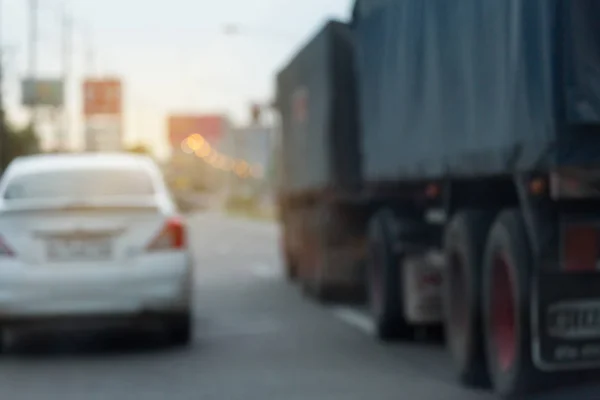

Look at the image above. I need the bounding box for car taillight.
[0,236,14,257]
[147,217,186,251]
[563,225,598,272]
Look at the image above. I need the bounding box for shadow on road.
[2,327,190,359]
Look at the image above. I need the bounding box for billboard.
[21,78,64,107]
[83,78,122,116]
[167,115,227,148]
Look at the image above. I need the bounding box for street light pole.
[0,0,8,172]
[86,29,95,77]
[58,5,72,151]
[29,0,39,130]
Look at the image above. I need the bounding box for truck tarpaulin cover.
[353,0,600,182]
[276,21,360,195]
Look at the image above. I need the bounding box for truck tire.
[302,249,350,303]
[301,205,362,303]
[367,209,413,341]
[281,230,298,282]
[443,211,494,387]
[482,210,539,398]
[280,213,298,283]
[304,277,338,303]
[284,249,298,281]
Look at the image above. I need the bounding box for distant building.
[232,123,274,169]
[229,123,276,198]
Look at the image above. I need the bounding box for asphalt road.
[0,212,598,399]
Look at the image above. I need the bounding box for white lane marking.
[331,307,374,336]
[251,263,280,279]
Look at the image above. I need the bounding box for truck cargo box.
[276,20,360,197]
[353,0,600,182]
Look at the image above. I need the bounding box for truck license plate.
[547,301,600,340]
[536,273,600,369]
[541,300,600,367]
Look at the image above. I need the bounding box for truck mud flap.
[534,272,600,371]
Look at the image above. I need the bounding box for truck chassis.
[281,169,600,397]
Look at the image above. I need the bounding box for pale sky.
[1,0,354,158]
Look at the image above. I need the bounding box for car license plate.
[46,237,113,262]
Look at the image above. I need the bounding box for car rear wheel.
[167,311,192,346]
[0,326,6,355]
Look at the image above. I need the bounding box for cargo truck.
[276,1,600,397]
[276,20,365,301]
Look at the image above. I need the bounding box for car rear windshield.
[3,168,156,200]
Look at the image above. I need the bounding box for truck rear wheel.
[483,210,539,398]
[300,204,365,303]
[367,210,413,341]
[283,247,298,282]
[302,248,360,303]
[302,265,339,302]
[301,206,344,302]
[443,211,494,387]
[281,212,299,282]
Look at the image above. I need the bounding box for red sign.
[168,115,226,147]
[83,79,122,116]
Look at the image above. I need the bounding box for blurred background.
[0,0,353,216]
[4,2,600,399]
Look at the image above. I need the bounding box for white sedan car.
[0,153,193,347]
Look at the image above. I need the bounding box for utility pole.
[86,30,95,77]
[29,0,39,131]
[0,0,7,172]
[84,29,95,152]
[58,5,72,151]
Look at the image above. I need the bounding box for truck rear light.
[529,177,547,195]
[0,236,14,257]
[425,183,440,199]
[563,225,598,272]
[147,217,186,251]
